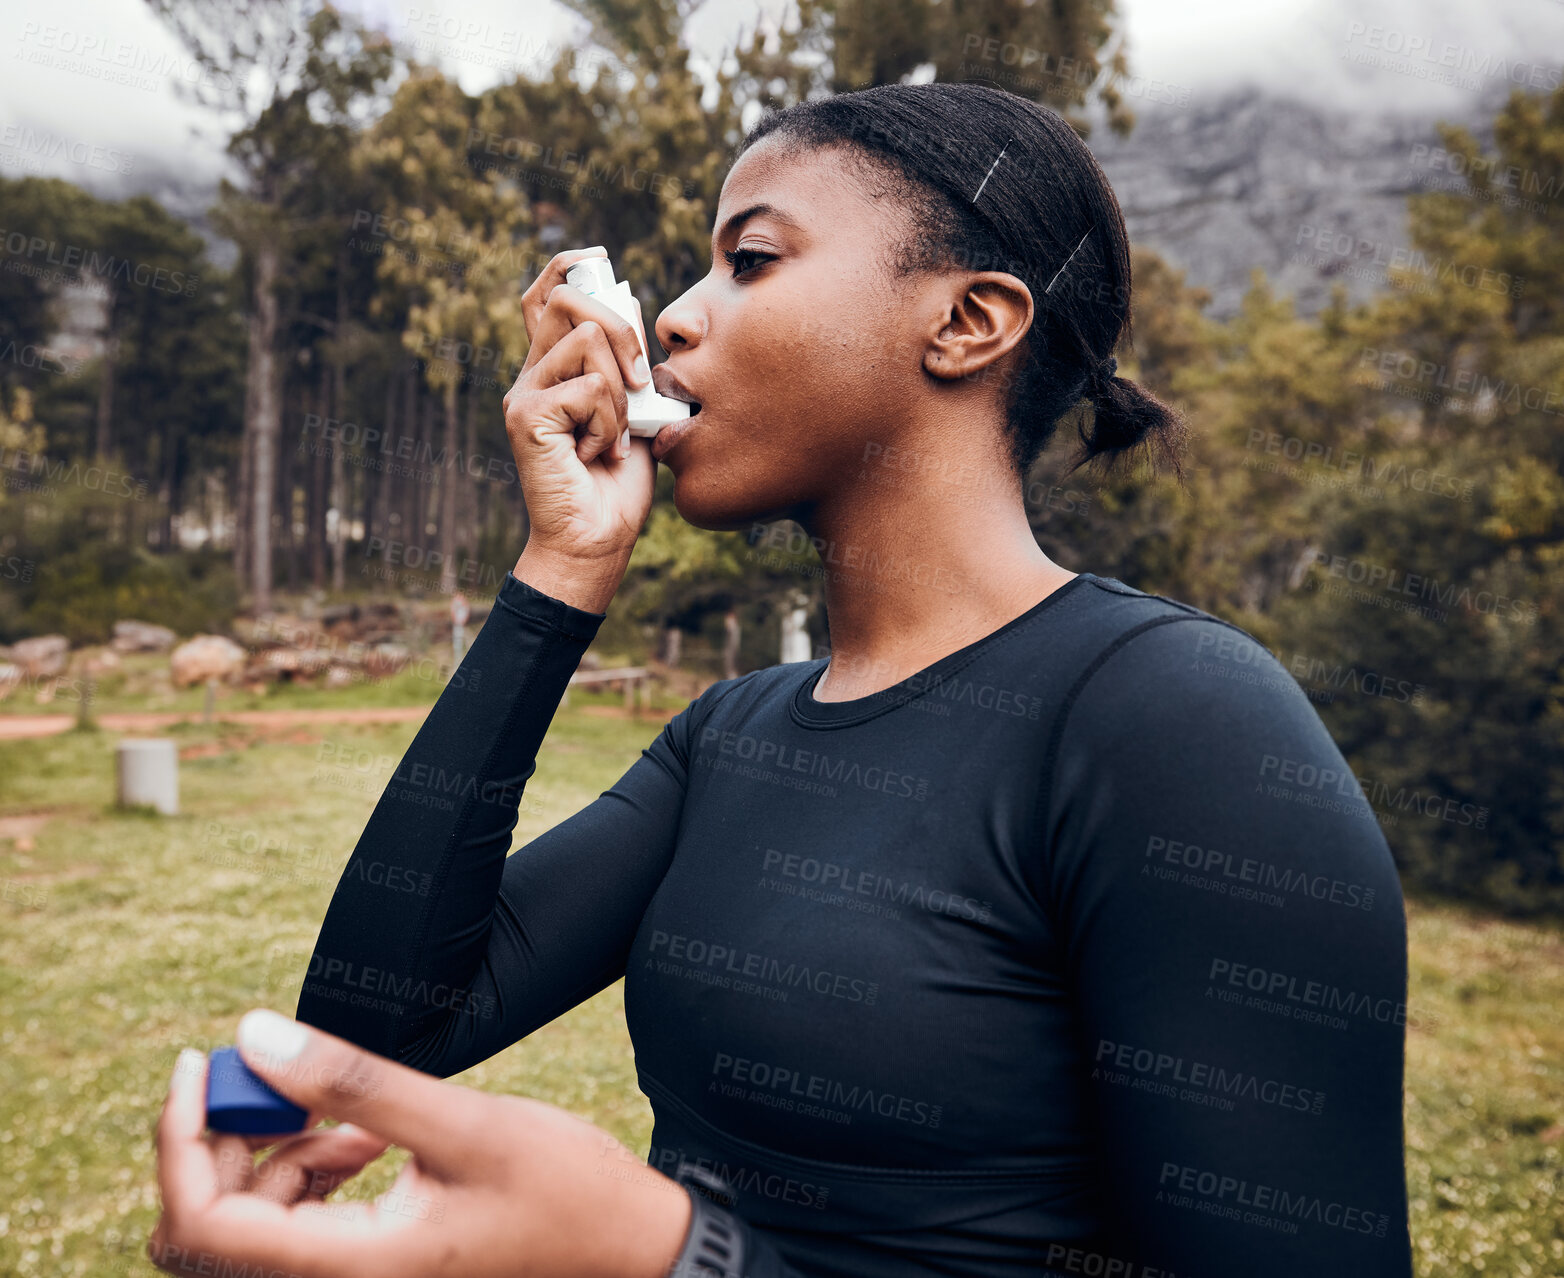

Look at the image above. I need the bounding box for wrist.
[513,542,629,615]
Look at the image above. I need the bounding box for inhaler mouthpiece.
[565,257,691,435]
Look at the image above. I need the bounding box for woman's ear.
[922,272,1033,383]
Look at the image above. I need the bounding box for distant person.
[152,80,1413,1278]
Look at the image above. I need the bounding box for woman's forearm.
[294,569,608,1062]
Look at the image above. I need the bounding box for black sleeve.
[1040,614,1414,1278]
[294,570,694,1075]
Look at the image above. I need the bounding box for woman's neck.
[804,469,1076,702]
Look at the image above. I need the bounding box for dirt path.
[0,707,434,740]
[0,702,675,740]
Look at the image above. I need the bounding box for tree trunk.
[371,368,396,545]
[308,374,327,590]
[278,388,295,597]
[94,285,118,458]
[330,265,348,594]
[660,625,683,667]
[438,378,459,593]
[462,380,479,563]
[249,240,281,615]
[723,609,741,680]
[281,383,299,593]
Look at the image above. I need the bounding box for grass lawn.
[1,701,1560,1277]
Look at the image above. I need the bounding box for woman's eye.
[722,247,774,278]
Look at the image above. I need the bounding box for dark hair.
[736,81,1188,481]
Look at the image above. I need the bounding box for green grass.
[1,709,1560,1276]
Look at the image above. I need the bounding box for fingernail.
[619,428,631,457]
[632,354,651,387]
[238,1009,308,1063]
[584,245,605,253]
[173,1047,203,1085]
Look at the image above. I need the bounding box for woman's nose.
[654,288,706,352]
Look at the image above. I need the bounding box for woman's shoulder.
[1060,576,1323,746]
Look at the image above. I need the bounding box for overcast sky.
[3,0,1560,203]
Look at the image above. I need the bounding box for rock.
[76,647,122,676]
[170,635,246,688]
[1086,83,1514,320]
[362,642,409,679]
[324,665,356,689]
[112,620,176,653]
[9,635,69,679]
[246,647,334,682]
[0,662,21,700]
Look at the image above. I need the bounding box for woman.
[152,81,1413,1277]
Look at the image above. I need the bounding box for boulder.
[112,620,177,653]
[9,634,69,679]
[76,647,123,677]
[170,635,246,688]
[362,642,410,679]
[0,662,21,701]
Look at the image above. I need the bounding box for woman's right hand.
[503,247,658,569]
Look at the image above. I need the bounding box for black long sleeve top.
[295,568,1414,1278]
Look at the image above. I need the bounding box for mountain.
[1084,83,1516,318]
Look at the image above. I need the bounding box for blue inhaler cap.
[205,1045,310,1135]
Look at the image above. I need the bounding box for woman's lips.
[652,407,701,461]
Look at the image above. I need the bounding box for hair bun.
[1079,363,1190,475]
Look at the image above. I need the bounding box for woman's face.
[652,135,956,531]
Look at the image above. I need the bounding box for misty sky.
[2,0,1560,202]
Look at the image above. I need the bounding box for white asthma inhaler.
[564,255,692,436]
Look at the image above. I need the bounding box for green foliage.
[0,487,237,644]
[1065,86,1564,916]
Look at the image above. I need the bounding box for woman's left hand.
[148,1010,692,1278]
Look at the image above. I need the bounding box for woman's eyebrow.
[711,202,804,251]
